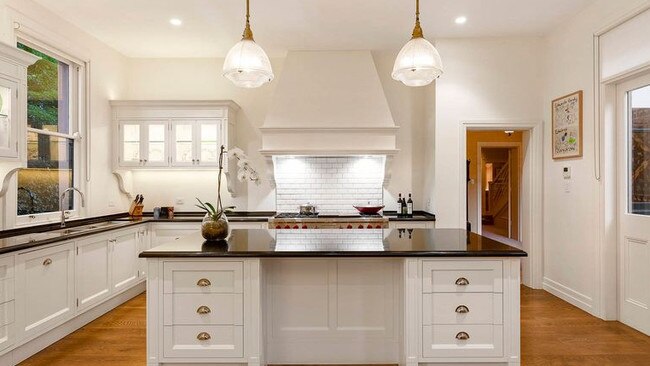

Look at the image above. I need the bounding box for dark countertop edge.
[140,251,526,258]
[0,212,130,239]
[383,210,436,221]
[0,220,147,256]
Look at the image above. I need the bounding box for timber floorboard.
[19,286,650,365]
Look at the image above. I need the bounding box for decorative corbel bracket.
[112,170,134,200]
[0,167,20,197]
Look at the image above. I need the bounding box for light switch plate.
[563,166,571,179]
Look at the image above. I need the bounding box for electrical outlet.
[175,198,185,205]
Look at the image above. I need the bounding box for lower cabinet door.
[163,325,243,358]
[137,229,149,279]
[77,236,112,311]
[16,243,75,341]
[0,300,14,352]
[111,231,139,293]
[422,324,503,358]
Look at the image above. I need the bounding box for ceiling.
[33,0,596,58]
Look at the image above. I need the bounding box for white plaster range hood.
[260,51,399,186]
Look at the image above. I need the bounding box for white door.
[76,235,112,311]
[171,120,196,167]
[618,73,650,335]
[142,121,169,167]
[195,119,222,167]
[0,77,18,159]
[119,121,143,167]
[111,231,139,293]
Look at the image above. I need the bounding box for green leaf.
[205,202,217,215]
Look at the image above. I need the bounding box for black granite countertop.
[382,210,436,221]
[140,228,526,258]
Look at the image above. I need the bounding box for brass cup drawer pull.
[455,277,470,286]
[196,305,211,314]
[455,305,470,314]
[43,258,52,266]
[196,332,211,341]
[455,331,470,341]
[196,278,211,287]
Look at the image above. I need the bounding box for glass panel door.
[197,120,221,166]
[145,122,168,166]
[121,122,141,166]
[628,84,650,216]
[172,121,195,166]
[0,84,12,154]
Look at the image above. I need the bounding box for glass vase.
[201,213,229,241]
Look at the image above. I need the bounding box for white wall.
[431,38,544,229]
[542,0,650,316]
[1,0,130,227]
[124,52,427,213]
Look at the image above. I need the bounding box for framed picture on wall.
[552,90,583,159]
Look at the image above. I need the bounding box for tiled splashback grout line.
[274,156,385,214]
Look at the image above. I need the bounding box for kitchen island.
[141,228,526,366]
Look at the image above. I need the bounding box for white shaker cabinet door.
[111,231,139,293]
[15,242,75,341]
[76,235,112,312]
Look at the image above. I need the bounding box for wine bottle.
[397,193,403,218]
[401,194,408,216]
[407,193,413,217]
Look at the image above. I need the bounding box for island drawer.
[422,324,503,358]
[163,324,243,358]
[163,261,243,294]
[422,293,503,325]
[422,261,503,293]
[164,293,243,325]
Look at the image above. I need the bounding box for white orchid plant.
[196,146,261,221]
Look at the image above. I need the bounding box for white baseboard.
[1,282,145,366]
[542,277,594,315]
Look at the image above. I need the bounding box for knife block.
[129,204,144,217]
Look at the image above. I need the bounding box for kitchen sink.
[53,221,127,235]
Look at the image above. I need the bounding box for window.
[16,42,80,218]
[628,83,650,216]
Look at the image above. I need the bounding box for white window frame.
[6,36,87,227]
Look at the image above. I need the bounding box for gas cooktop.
[269,212,388,229]
[274,213,383,219]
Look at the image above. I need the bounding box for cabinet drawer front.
[0,256,14,280]
[422,324,503,358]
[0,323,13,352]
[164,262,243,294]
[163,325,243,358]
[0,278,14,303]
[164,294,243,326]
[422,261,502,293]
[0,301,14,326]
[423,293,503,325]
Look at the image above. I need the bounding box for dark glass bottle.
[407,193,414,218]
[397,193,403,218]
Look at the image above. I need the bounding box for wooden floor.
[20,286,650,365]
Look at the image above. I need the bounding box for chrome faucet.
[60,187,86,228]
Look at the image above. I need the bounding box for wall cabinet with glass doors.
[111,101,238,170]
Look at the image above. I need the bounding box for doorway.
[466,131,523,247]
[616,72,650,335]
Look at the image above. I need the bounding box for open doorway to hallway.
[467,131,524,248]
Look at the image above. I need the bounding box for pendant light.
[392,0,443,87]
[223,0,274,88]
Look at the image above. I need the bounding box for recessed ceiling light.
[169,18,183,26]
[455,16,467,25]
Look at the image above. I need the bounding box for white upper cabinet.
[0,44,39,161]
[111,101,238,169]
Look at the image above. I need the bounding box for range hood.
[260,51,399,156]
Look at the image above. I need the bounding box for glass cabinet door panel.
[0,82,15,156]
[147,123,166,163]
[121,123,141,163]
[199,122,220,164]
[174,123,194,163]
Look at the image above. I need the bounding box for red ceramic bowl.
[353,205,385,215]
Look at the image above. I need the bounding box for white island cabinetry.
[145,254,522,366]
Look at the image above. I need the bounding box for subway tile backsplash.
[274,156,385,214]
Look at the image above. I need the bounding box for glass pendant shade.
[222,39,274,88]
[392,37,443,87]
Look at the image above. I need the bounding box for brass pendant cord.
[242,0,254,40]
[411,0,423,39]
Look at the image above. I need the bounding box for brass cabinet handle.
[196,332,211,341]
[43,258,52,266]
[455,277,470,286]
[196,306,211,314]
[455,331,470,340]
[196,278,211,287]
[455,305,470,314]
